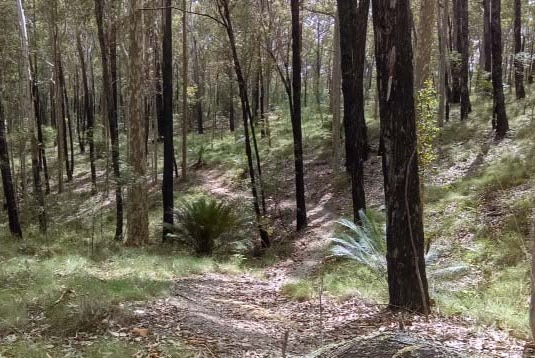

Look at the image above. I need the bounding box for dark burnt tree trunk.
[457,0,471,120]
[217,0,270,247]
[491,0,508,138]
[77,33,97,195]
[58,56,75,179]
[193,38,204,134]
[162,0,175,241]
[290,0,307,231]
[372,0,431,314]
[514,0,525,99]
[0,99,23,238]
[337,0,369,222]
[31,65,50,194]
[95,0,123,240]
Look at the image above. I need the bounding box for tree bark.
[457,0,471,120]
[217,0,270,247]
[372,0,430,314]
[95,0,123,240]
[514,0,525,99]
[291,0,307,231]
[491,0,508,138]
[415,0,436,91]
[181,0,188,180]
[331,12,341,169]
[76,33,97,195]
[126,0,149,246]
[162,0,175,241]
[0,99,22,238]
[337,0,369,222]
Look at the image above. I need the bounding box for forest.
[0,0,534,356]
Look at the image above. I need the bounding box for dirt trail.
[128,163,525,357]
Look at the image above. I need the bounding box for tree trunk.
[162,0,175,241]
[331,12,342,169]
[76,33,97,195]
[457,0,471,120]
[415,0,436,91]
[437,0,449,127]
[95,0,123,240]
[126,0,149,246]
[217,0,270,248]
[181,0,188,180]
[514,0,526,99]
[372,0,430,314]
[491,0,508,138]
[17,0,46,234]
[193,38,204,134]
[482,0,492,73]
[0,99,22,238]
[290,0,307,231]
[337,0,369,222]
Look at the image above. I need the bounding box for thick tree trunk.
[162,0,175,241]
[415,0,436,91]
[337,0,369,222]
[291,0,307,231]
[0,99,22,238]
[372,0,430,314]
[514,0,526,99]
[126,0,149,246]
[491,0,508,138]
[95,0,123,240]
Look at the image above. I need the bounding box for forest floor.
[1,101,534,357]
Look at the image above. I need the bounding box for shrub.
[329,210,469,279]
[173,197,240,256]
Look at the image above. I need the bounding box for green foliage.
[416,80,440,177]
[173,197,240,255]
[329,210,387,275]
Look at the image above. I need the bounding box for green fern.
[174,197,239,256]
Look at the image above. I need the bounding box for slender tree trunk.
[58,55,74,179]
[217,0,270,247]
[457,0,471,120]
[181,0,188,180]
[95,0,123,241]
[372,0,430,314]
[290,0,307,231]
[437,0,449,127]
[332,12,342,169]
[0,99,22,238]
[514,0,526,99]
[337,0,369,222]
[126,0,149,246]
[76,33,97,195]
[483,0,492,73]
[491,0,508,138]
[193,38,204,134]
[17,0,46,234]
[31,67,50,194]
[162,0,175,241]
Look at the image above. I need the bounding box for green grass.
[0,237,240,338]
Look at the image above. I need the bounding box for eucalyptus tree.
[94,0,123,241]
[514,0,525,99]
[372,0,430,314]
[491,0,508,138]
[336,0,369,222]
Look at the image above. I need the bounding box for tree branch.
[139,6,225,27]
